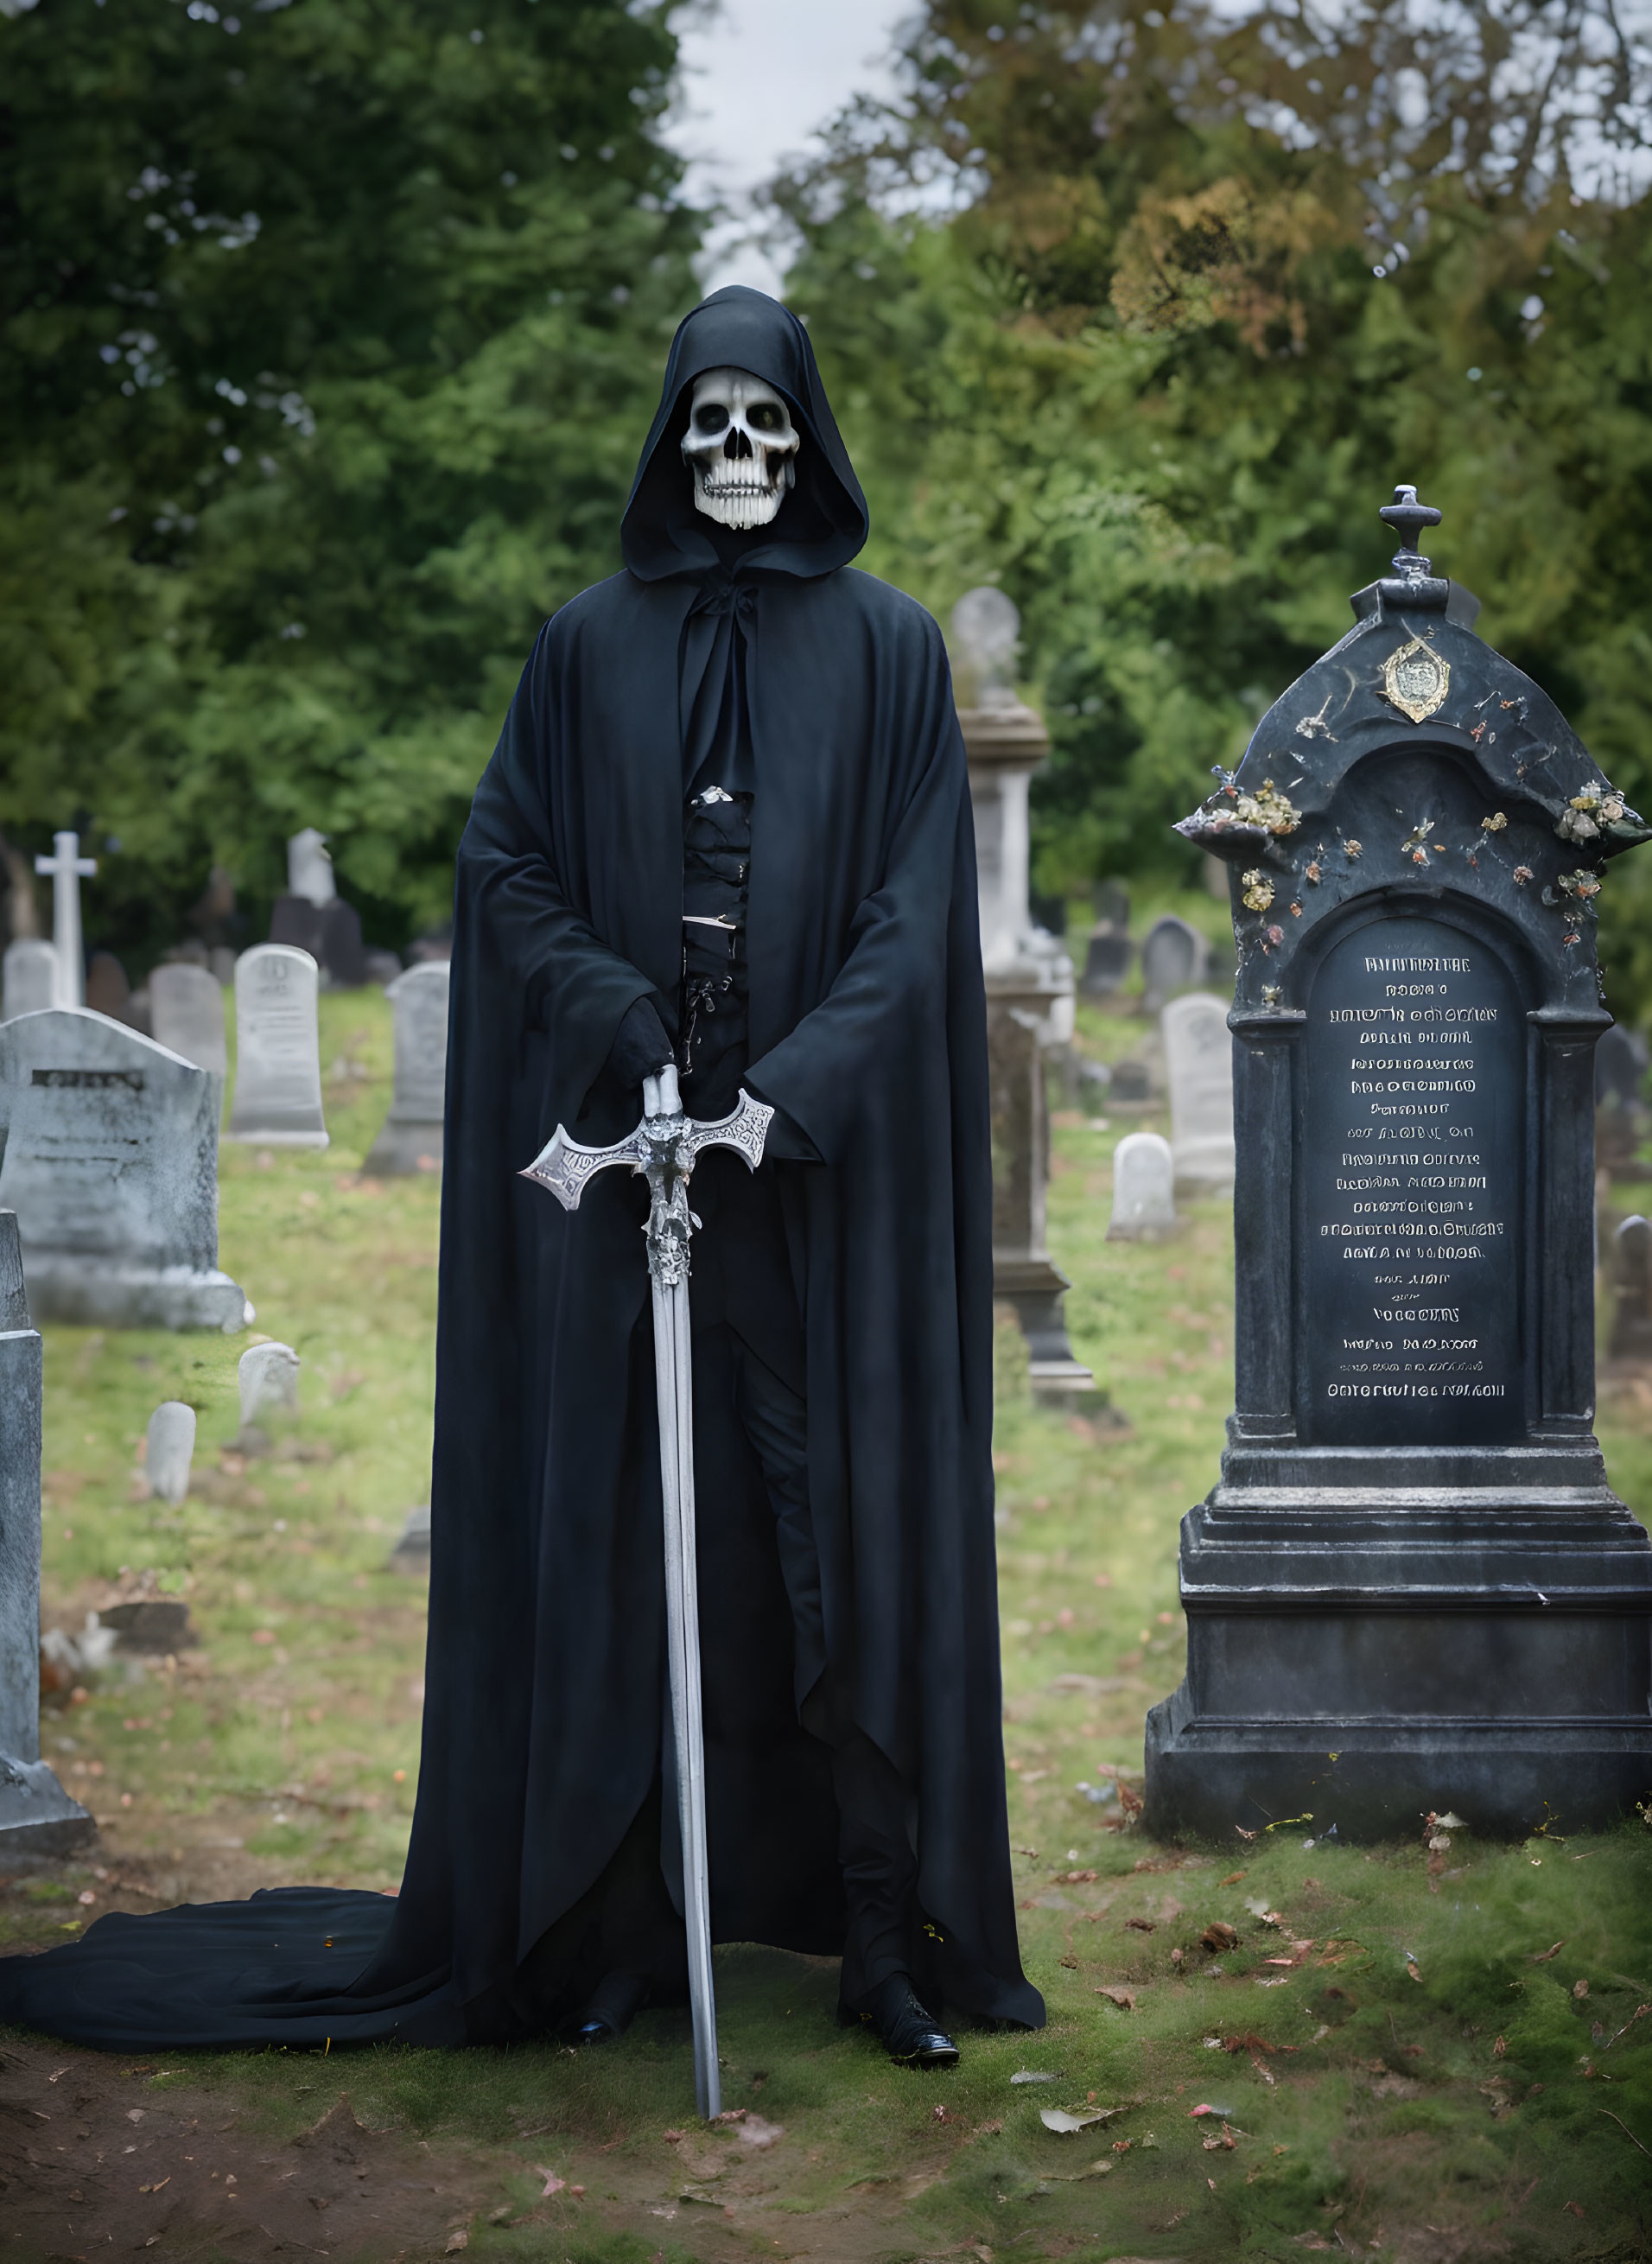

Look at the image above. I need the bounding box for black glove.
[607,996,674,1088]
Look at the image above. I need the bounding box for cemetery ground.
[2,984,1650,2264]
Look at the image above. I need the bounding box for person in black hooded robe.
[0,287,1043,2064]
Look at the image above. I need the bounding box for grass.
[3,981,1651,2261]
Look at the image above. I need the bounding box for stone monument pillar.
[952,588,1090,1399]
[1146,486,1652,1836]
[0,1212,93,1854]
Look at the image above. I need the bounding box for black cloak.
[0,288,1042,2048]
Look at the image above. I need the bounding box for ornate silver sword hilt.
[519,1063,773,1288]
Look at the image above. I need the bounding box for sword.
[519,1061,772,2121]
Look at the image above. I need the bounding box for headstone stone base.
[22,1256,247,1332]
[0,1762,95,1857]
[1147,1445,1652,1837]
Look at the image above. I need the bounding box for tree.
[0,0,701,960]
[777,2,1652,1003]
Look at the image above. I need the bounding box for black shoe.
[858,1973,960,2069]
[575,1968,648,2045]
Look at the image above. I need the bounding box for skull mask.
[680,366,801,531]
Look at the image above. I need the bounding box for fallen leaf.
[1529,1940,1566,1963]
[1096,1986,1136,2011]
[1052,1869,1098,1885]
[661,2131,684,2144]
[1039,2106,1121,2135]
[445,2237,468,2255]
[1220,1871,1246,1886]
[1202,2123,1238,2153]
[1406,1962,1423,1982]
[1492,2037,1507,2058]
[1565,2202,1586,2220]
[1573,1979,1590,2000]
[1201,1921,1238,1953]
[137,2178,170,2195]
[977,2119,1002,2135]
[537,2172,565,2197]
[1189,2103,1235,2119]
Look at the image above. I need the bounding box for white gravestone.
[1107,1131,1178,1240]
[288,828,337,906]
[3,938,57,1021]
[34,831,97,1010]
[150,963,228,1080]
[1163,991,1236,1196]
[365,962,449,1173]
[239,1340,300,1426]
[0,1010,248,1328]
[226,944,328,1148]
[146,1402,197,1504]
[0,1210,92,1852]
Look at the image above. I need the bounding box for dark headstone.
[1081,930,1133,995]
[85,951,129,1019]
[1140,914,1207,1008]
[1092,880,1129,929]
[1596,1022,1647,1108]
[269,895,368,988]
[1147,483,1652,1840]
[1030,888,1068,938]
[1109,1059,1152,1104]
[1611,1217,1652,1362]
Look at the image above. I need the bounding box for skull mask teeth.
[681,367,801,531]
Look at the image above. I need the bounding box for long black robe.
[0,288,1041,2048]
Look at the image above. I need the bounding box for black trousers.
[596,1159,919,2014]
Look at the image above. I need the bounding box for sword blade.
[651,1269,721,2121]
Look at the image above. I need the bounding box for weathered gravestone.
[1141,914,1207,1010]
[1610,1216,1652,1363]
[1081,881,1134,997]
[150,963,227,1080]
[1163,992,1236,1195]
[226,945,328,1148]
[269,828,369,988]
[85,951,130,1021]
[145,1402,197,1504]
[1107,1131,1177,1241]
[1594,1021,1647,1173]
[1146,485,1652,1837]
[365,962,449,1174]
[2,938,55,1021]
[953,589,1090,1399]
[0,1211,94,1853]
[0,1010,249,1329]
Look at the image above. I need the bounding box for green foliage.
[0,0,700,960]
[780,2,1652,1009]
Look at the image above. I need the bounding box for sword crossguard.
[519,1085,775,1288]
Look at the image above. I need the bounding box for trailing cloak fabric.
[0,286,1042,2047]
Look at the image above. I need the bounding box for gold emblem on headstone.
[1382,634,1451,724]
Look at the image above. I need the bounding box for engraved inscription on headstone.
[226,944,328,1148]
[1303,916,1522,1446]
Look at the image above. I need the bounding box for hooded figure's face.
[680,366,802,531]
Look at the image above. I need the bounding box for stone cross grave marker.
[226,945,328,1147]
[151,963,228,1080]
[0,1210,93,1853]
[1140,914,1207,1010]
[2,938,56,1021]
[1146,483,1652,1839]
[33,831,97,1010]
[1162,992,1236,1195]
[0,1009,248,1329]
[1107,1131,1177,1240]
[365,961,450,1173]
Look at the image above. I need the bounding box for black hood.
[620,286,868,582]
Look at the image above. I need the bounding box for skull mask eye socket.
[691,401,729,436]
[746,401,785,434]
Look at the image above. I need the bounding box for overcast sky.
[662,0,915,292]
